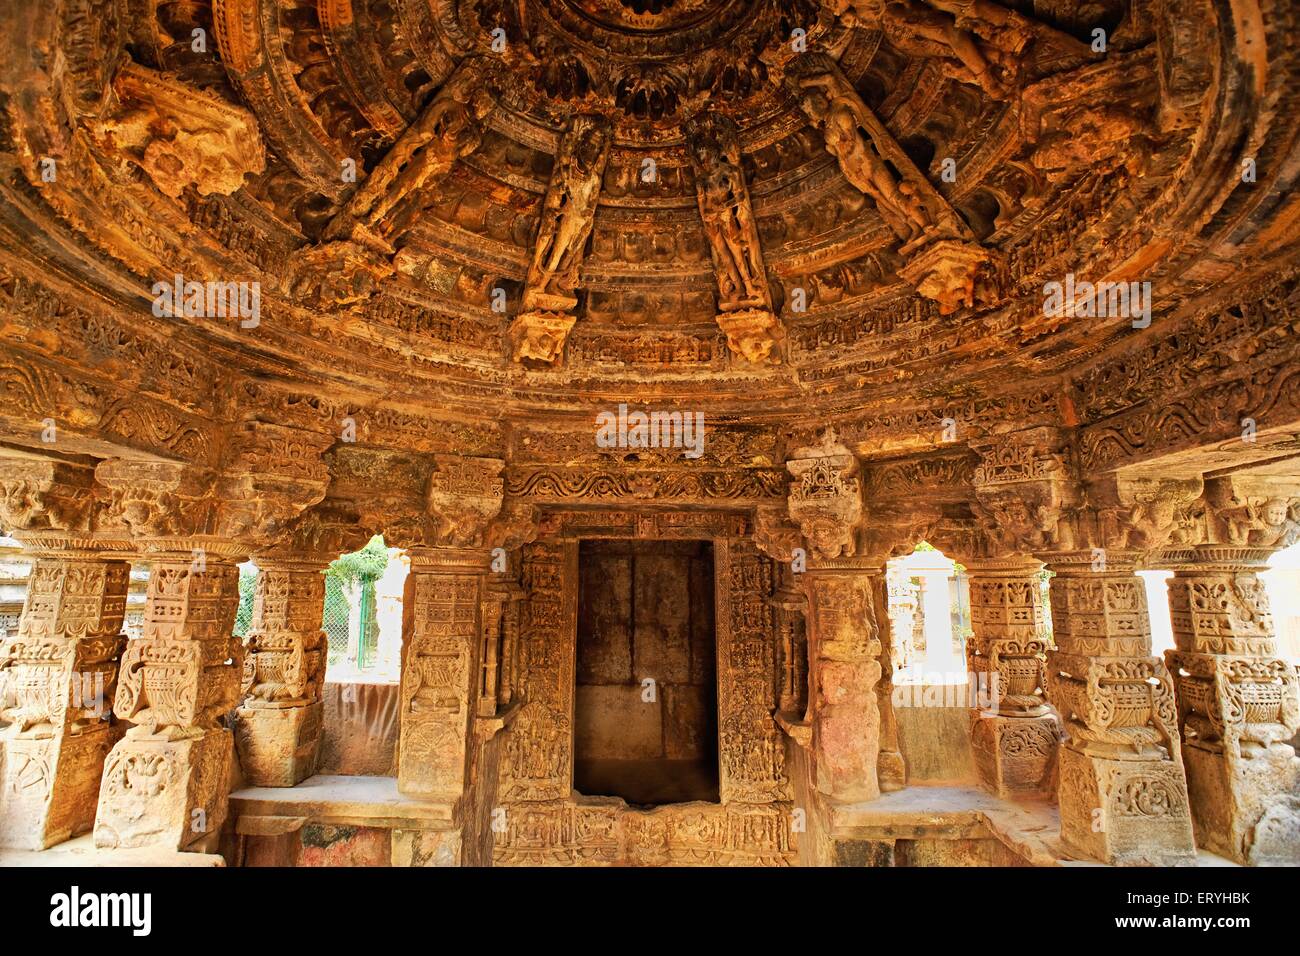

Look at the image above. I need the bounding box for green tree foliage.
[328,534,389,587]
[234,565,257,637]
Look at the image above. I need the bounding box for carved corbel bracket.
[1087,474,1205,555]
[94,458,217,542]
[508,311,577,365]
[752,505,802,565]
[425,455,506,549]
[0,458,97,536]
[1200,474,1300,549]
[215,421,333,549]
[970,427,1081,557]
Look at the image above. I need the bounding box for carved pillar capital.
[785,432,862,562]
[424,455,505,549]
[971,427,1081,557]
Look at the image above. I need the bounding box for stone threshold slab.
[229,774,455,830]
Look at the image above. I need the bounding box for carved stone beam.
[685,111,785,365]
[509,113,613,366]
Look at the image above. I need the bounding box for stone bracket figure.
[792,58,991,314]
[685,111,786,365]
[322,60,497,254]
[290,60,497,310]
[510,113,613,365]
[825,0,1091,100]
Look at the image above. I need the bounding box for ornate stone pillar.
[0,543,131,849]
[398,546,490,800]
[865,567,906,792]
[92,427,330,851]
[0,459,131,850]
[480,577,526,717]
[967,427,1079,798]
[800,562,883,802]
[1163,545,1299,863]
[94,546,244,851]
[1155,475,1300,865]
[768,579,809,721]
[389,455,521,866]
[234,554,330,786]
[784,434,896,801]
[965,557,1060,796]
[1044,549,1195,865]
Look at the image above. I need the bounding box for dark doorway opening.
[573,539,719,805]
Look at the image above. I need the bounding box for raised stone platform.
[227,774,458,866]
[825,785,1239,867]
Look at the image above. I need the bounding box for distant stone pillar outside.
[234,554,330,786]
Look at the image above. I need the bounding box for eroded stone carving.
[92,61,265,198]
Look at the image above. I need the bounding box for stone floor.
[0,837,226,867]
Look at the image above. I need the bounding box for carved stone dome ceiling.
[1,0,1298,445]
